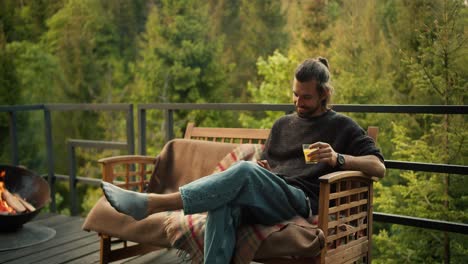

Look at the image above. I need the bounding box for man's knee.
[231,161,258,174]
[229,161,270,183]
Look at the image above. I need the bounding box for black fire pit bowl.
[0,165,50,231]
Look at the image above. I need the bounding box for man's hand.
[256,160,272,171]
[308,142,338,167]
[309,142,386,178]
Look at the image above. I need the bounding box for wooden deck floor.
[0,213,185,264]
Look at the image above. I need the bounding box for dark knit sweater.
[262,110,384,214]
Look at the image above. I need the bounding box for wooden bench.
[96,122,379,264]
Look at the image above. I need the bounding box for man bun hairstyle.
[294,57,334,110]
[318,57,329,69]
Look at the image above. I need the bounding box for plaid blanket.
[164,144,316,264]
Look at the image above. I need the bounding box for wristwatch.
[336,153,345,168]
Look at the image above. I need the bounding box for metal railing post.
[126,104,135,155]
[164,109,174,142]
[138,107,146,155]
[8,111,19,165]
[43,107,56,212]
[68,141,78,216]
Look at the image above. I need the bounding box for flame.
[0,171,16,214]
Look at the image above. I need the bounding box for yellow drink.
[302,145,318,164]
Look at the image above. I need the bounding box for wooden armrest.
[98,155,157,189]
[318,170,377,262]
[98,155,156,165]
[318,170,379,183]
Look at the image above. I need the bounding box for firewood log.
[1,189,26,213]
[14,193,36,212]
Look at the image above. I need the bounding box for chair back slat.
[99,156,156,191]
[184,122,270,144]
[367,126,379,142]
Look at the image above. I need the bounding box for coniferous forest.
[0,0,467,262]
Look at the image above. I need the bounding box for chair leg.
[100,235,111,264]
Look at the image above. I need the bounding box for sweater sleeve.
[344,121,384,162]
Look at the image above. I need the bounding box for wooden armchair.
[94,123,379,264]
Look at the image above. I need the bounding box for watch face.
[338,154,345,166]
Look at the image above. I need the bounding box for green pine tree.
[374,1,467,263]
[129,0,232,152]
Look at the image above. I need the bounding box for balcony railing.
[1,103,467,236]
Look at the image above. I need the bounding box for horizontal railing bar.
[45,103,131,111]
[1,103,465,114]
[138,103,467,114]
[0,105,44,112]
[374,212,468,234]
[138,103,293,111]
[334,105,467,114]
[55,174,102,186]
[67,139,128,150]
[385,160,467,175]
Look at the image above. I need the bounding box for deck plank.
[33,239,100,264]
[0,213,192,264]
[0,217,90,262]
[6,233,99,264]
[5,229,94,260]
[2,212,257,264]
[65,250,100,264]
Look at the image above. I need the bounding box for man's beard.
[296,105,322,118]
